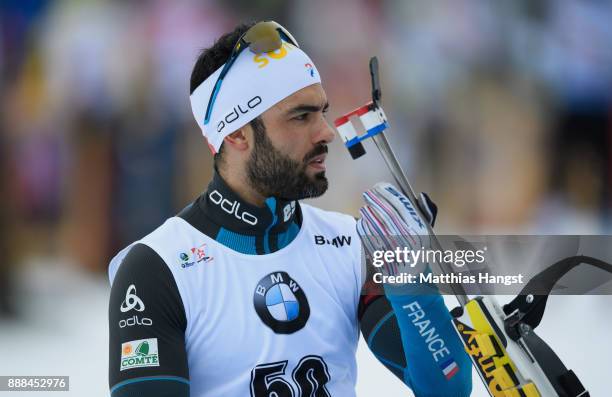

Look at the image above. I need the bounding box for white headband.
[190,42,322,153]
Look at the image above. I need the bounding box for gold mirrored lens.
[243,21,296,54]
[204,21,297,123]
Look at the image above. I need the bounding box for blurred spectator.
[0,130,14,318]
[0,0,611,278]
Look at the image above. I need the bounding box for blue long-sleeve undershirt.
[365,287,472,397]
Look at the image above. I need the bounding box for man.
[108,21,472,397]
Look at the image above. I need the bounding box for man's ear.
[223,127,250,152]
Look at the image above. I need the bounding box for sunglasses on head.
[204,21,300,125]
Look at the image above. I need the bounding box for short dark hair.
[190,22,260,170]
[190,22,254,95]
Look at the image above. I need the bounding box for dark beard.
[246,118,329,200]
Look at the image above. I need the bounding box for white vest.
[109,204,363,397]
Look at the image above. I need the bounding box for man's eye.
[293,113,309,121]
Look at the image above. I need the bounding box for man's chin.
[305,167,326,180]
[302,174,329,199]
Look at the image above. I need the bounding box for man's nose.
[313,118,336,145]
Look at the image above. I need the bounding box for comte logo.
[253,272,310,334]
[120,338,159,371]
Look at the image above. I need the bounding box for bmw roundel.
[253,271,310,334]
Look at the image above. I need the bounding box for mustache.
[303,144,328,163]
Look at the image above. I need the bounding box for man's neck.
[176,170,303,254]
[217,166,266,207]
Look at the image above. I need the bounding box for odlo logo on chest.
[253,271,310,334]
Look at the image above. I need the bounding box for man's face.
[246,84,335,200]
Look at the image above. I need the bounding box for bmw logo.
[253,271,310,334]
